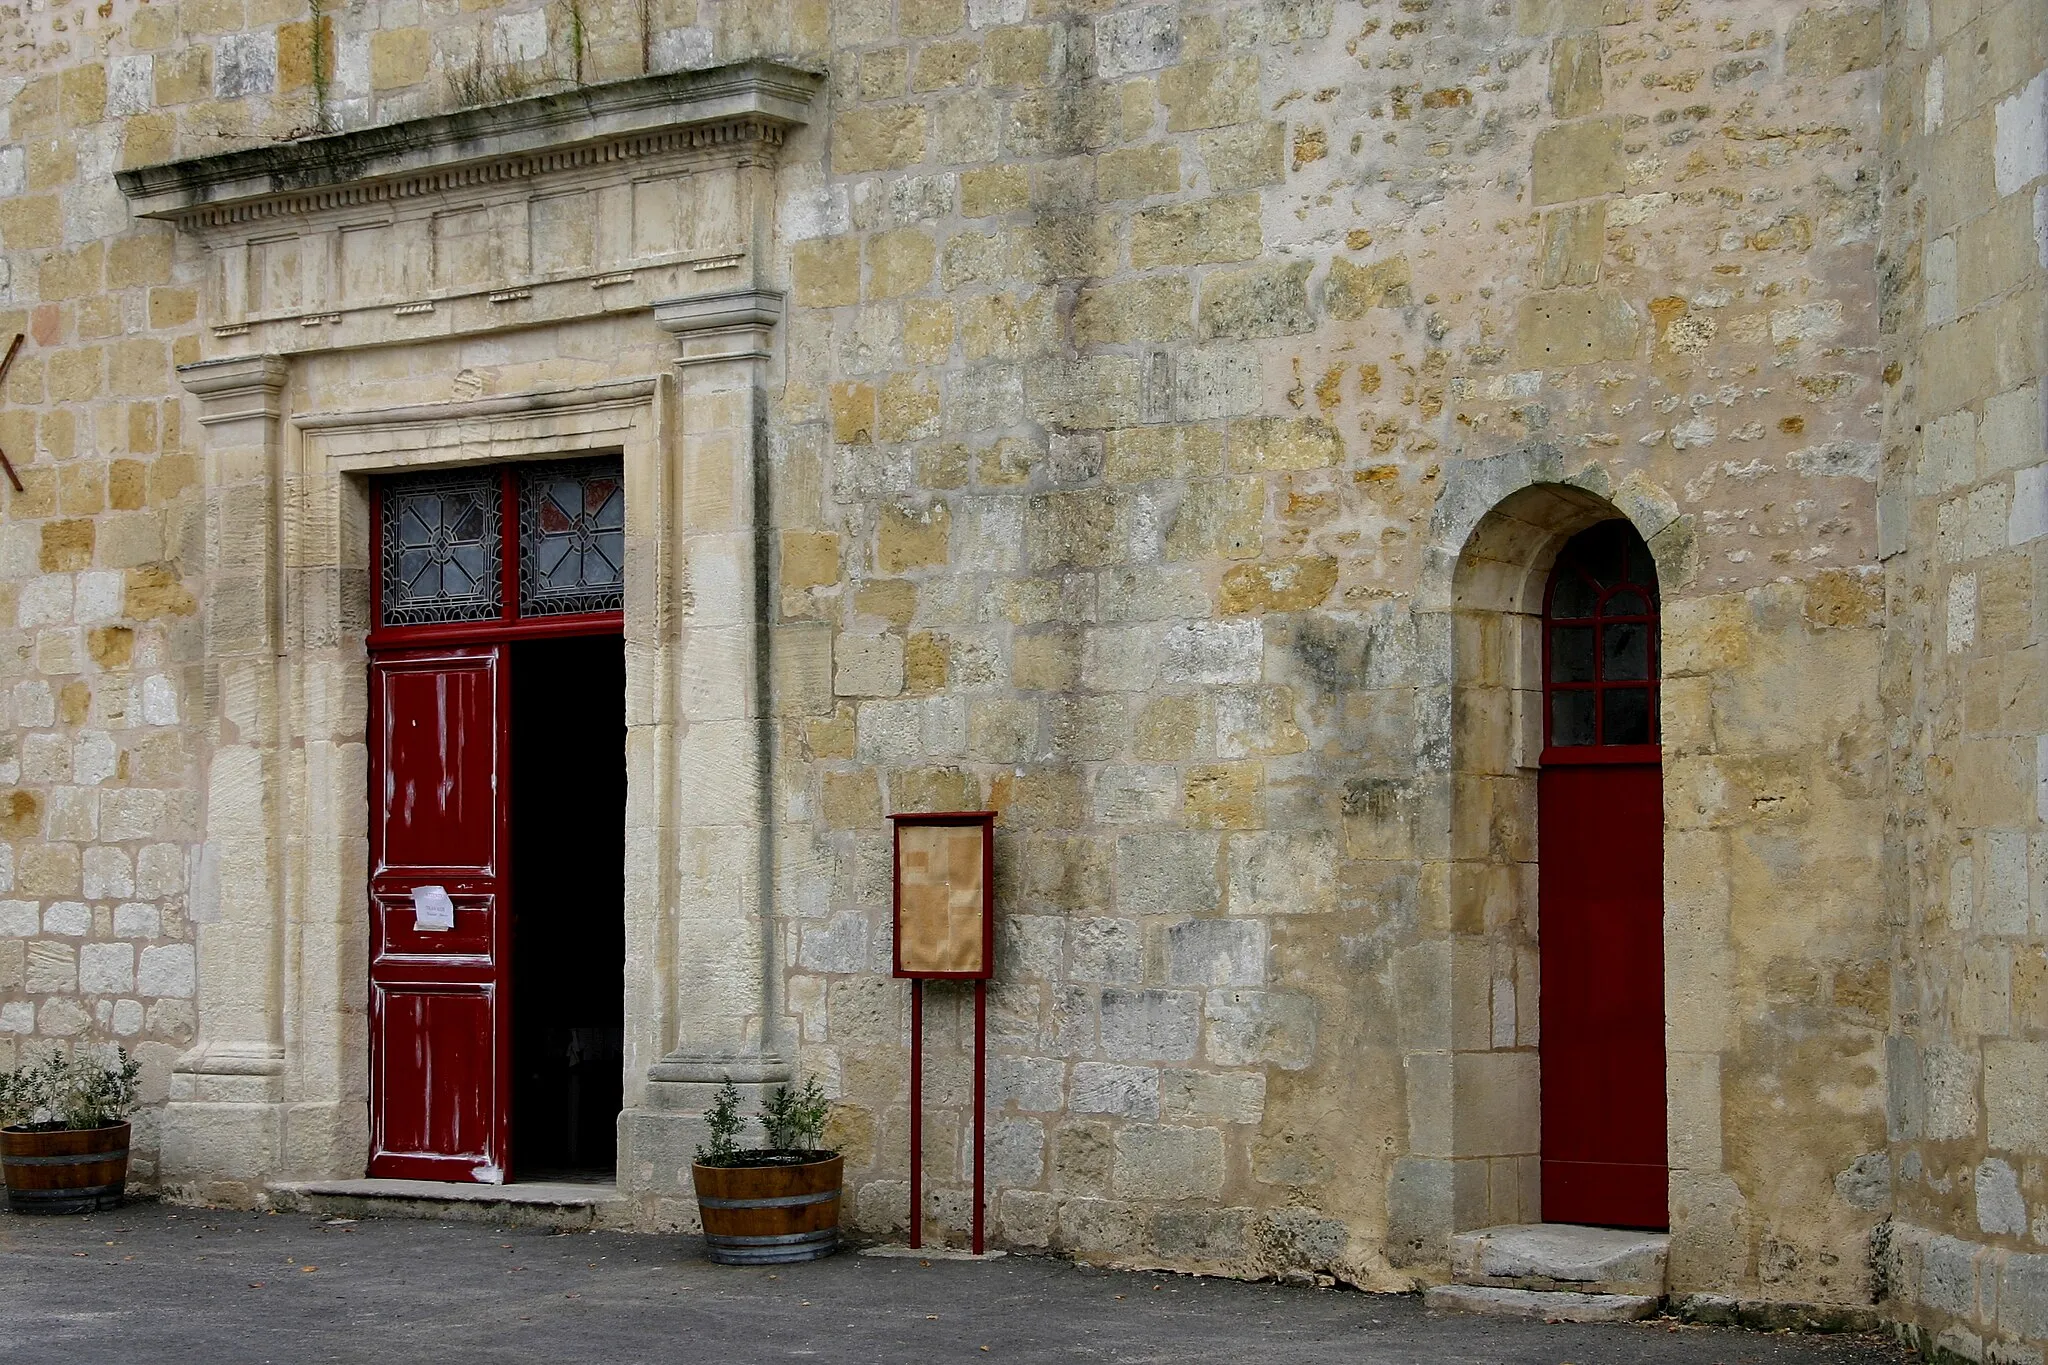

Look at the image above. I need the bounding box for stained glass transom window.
[1543,520,1661,748]
[379,470,502,627]
[519,458,625,617]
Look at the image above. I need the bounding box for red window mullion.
[499,467,518,626]
[1541,741,1663,766]
[367,611,624,652]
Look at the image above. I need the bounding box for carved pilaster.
[161,354,291,1197]
[623,288,789,1191]
[654,289,785,367]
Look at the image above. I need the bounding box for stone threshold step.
[269,1178,627,1229]
[1425,1285,1663,1323]
[1451,1223,1669,1296]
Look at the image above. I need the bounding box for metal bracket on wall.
[0,334,25,493]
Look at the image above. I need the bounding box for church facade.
[0,0,2042,1355]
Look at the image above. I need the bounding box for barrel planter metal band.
[696,1188,840,1210]
[2,1148,131,1165]
[1,1121,131,1214]
[692,1154,843,1266]
[697,1227,840,1265]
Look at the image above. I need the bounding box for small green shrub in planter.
[0,1048,142,1213]
[691,1076,843,1264]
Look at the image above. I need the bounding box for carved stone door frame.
[123,64,818,1209]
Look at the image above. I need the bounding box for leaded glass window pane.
[1604,589,1648,617]
[1603,687,1653,744]
[1550,626,1596,683]
[1550,573,1598,618]
[1551,691,1596,747]
[1602,621,1650,680]
[519,458,625,617]
[380,470,502,627]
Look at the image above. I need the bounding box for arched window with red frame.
[1542,520,1661,756]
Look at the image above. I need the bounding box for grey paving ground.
[0,1202,1917,1365]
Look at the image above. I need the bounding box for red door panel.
[368,647,510,1183]
[372,984,499,1166]
[1539,760,1668,1229]
[377,662,499,873]
[373,889,497,964]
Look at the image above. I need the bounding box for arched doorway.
[1537,520,1667,1230]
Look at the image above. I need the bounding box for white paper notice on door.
[411,884,456,932]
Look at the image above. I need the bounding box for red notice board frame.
[888,809,996,1252]
[889,810,997,981]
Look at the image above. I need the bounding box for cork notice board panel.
[891,812,995,979]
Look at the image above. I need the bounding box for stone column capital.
[653,288,784,367]
[177,354,290,425]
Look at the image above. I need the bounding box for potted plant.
[691,1075,842,1264]
[0,1047,141,1213]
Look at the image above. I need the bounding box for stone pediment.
[115,60,821,357]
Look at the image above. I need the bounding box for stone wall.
[0,0,1911,1319]
[761,0,1890,1301]
[1877,0,2048,1358]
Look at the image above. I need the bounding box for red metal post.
[972,977,986,1256]
[908,978,923,1250]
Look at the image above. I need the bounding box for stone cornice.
[117,60,823,230]
[292,377,658,434]
[293,377,662,472]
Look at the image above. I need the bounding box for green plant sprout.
[694,1074,835,1166]
[0,1047,142,1131]
[760,1075,831,1153]
[695,1077,745,1165]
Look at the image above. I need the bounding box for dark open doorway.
[510,632,626,1182]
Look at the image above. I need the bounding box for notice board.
[890,811,995,980]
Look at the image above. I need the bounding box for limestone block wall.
[1877,0,2048,1358]
[0,0,1902,1315]
[751,0,1891,1302]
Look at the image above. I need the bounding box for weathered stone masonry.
[1876,1,2048,1359]
[0,0,2039,1356]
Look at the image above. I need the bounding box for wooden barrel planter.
[692,1153,843,1265]
[1,1122,130,1214]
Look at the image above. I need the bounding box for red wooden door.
[1538,521,1667,1230]
[366,460,625,1184]
[368,646,511,1182]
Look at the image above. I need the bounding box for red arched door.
[1538,520,1668,1230]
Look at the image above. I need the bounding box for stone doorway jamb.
[616,290,791,1218]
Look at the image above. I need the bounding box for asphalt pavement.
[0,1201,1918,1365]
